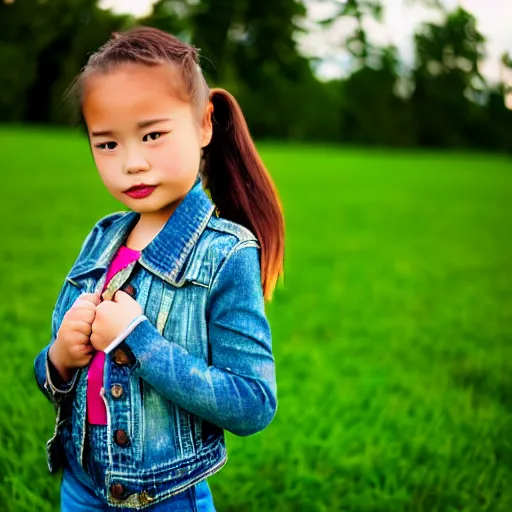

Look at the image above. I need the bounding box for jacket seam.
[206,240,260,297]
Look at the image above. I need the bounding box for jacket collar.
[70,174,215,286]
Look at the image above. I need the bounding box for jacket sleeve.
[34,341,80,407]
[117,241,278,437]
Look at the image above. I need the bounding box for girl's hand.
[49,293,101,381]
[90,290,143,351]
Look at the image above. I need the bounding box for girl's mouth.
[124,185,157,199]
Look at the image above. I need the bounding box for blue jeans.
[61,424,216,511]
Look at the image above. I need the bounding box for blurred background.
[0,1,511,511]
[1,0,512,146]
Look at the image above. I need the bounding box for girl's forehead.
[82,63,189,123]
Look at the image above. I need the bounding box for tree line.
[1,0,511,151]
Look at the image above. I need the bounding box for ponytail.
[203,88,285,302]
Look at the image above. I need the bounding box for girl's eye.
[96,141,117,151]
[94,132,166,151]
[143,132,164,142]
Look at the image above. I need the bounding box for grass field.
[0,126,511,511]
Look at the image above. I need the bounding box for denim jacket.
[33,174,277,508]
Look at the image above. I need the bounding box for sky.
[100,0,512,84]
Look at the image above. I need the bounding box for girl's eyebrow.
[91,118,171,137]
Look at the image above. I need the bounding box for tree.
[411,7,486,147]
[318,0,384,70]
[341,45,417,146]
[138,0,190,42]
[0,0,132,123]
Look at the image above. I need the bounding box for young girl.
[33,26,284,511]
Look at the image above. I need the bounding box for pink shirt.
[86,245,141,425]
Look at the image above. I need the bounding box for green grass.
[1,126,511,511]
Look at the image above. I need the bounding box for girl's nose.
[123,153,150,174]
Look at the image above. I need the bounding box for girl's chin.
[118,193,157,210]
[126,200,180,218]
[115,190,182,217]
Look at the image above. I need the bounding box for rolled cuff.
[44,348,80,399]
[103,315,149,355]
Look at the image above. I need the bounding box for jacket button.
[113,348,130,366]
[121,283,137,298]
[110,384,123,399]
[110,483,125,499]
[114,429,130,447]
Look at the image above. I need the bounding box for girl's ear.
[201,101,214,148]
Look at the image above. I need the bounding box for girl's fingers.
[70,319,93,337]
[79,293,101,306]
[69,305,96,325]
[72,293,101,310]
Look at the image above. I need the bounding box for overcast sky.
[100,0,512,83]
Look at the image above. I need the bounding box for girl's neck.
[125,210,173,251]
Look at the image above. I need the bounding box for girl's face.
[82,63,212,220]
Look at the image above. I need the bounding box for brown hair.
[65,26,284,301]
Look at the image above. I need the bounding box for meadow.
[0,126,511,511]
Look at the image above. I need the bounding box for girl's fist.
[49,293,101,381]
[90,290,143,351]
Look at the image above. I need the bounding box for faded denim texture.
[60,424,214,511]
[33,174,277,508]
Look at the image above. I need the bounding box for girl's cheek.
[158,141,183,168]
[97,162,119,190]
[94,153,113,174]
[157,154,182,176]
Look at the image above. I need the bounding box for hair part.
[65,26,284,301]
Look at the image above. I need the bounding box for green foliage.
[0,0,134,123]
[138,0,190,42]
[320,0,384,68]
[410,7,511,150]
[1,127,512,511]
[0,1,511,149]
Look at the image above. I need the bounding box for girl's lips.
[124,186,157,199]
